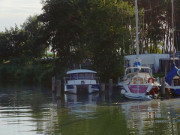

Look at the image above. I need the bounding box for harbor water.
[0,84,180,135]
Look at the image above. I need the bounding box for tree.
[21,15,48,59]
[84,0,134,81]
[39,0,134,81]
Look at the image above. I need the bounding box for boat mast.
[135,0,139,58]
[172,0,175,63]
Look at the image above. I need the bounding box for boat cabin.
[64,69,100,94]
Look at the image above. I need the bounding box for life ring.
[148,78,154,83]
[177,69,180,76]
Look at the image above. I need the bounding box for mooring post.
[100,83,105,93]
[101,92,105,102]
[109,79,113,90]
[161,77,166,97]
[52,76,56,92]
[118,77,120,84]
[56,80,61,100]
[165,66,167,76]
[108,79,113,101]
[57,98,61,109]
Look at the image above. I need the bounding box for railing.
[64,77,100,84]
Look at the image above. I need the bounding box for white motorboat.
[64,69,100,94]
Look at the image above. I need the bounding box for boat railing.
[64,77,100,84]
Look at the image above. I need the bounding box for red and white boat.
[118,66,160,100]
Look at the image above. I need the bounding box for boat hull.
[64,84,100,94]
[123,92,152,100]
[173,89,180,95]
[165,85,180,96]
[121,84,159,100]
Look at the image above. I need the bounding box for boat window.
[126,68,139,74]
[70,73,78,80]
[78,73,94,79]
[140,68,151,73]
[126,68,151,74]
[173,77,180,86]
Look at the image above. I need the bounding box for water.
[0,85,180,135]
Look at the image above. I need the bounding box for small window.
[70,73,78,80]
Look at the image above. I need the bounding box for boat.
[64,69,100,94]
[119,65,160,100]
[118,0,160,100]
[165,0,180,96]
[165,64,180,95]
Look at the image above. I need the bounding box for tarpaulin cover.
[165,64,178,85]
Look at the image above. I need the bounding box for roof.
[66,69,97,74]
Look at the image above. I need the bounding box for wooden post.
[161,77,166,97]
[101,92,105,102]
[56,80,61,100]
[108,79,113,102]
[118,77,121,84]
[165,65,167,76]
[52,76,56,92]
[100,83,105,92]
[109,79,113,90]
[57,98,61,109]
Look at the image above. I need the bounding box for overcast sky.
[0,0,42,32]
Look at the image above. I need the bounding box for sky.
[0,0,43,32]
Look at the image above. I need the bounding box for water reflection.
[121,99,180,135]
[0,85,180,135]
[64,93,99,118]
[50,92,127,135]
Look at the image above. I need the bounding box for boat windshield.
[125,67,151,75]
[69,73,95,80]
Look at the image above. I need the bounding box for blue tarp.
[165,64,178,85]
[174,89,180,95]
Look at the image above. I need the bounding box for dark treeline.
[0,0,179,84]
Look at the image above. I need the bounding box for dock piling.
[56,80,61,100]
[160,77,166,97]
[100,83,105,92]
[52,76,56,92]
[108,79,113,102]
[109,79,113,91]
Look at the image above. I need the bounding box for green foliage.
[38,0,134,82]
[1,0,180,83]
[0,59,56,86]
[153,73,165,78]
[0,15,48,63]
